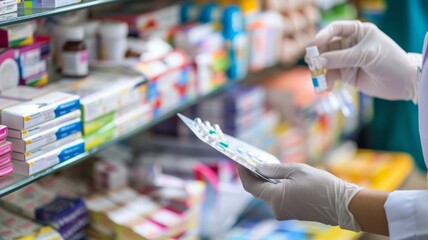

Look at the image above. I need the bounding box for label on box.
[8,118,82,153]
[9,110,81,139]
[2,92,80,130]
[0,3,17,15]
[12,132,82,161]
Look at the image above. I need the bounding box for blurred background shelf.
[0,66,280,198]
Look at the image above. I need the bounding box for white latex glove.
[309,20,421,102]
[237,163,364,231]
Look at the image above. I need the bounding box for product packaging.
[24,0,82,8]
[8,110,81,139]
[0,162,13,177]
[0,154,11,168]
[12,138,85,175]
[0,49,19,92]
[0,125,7,142]
[8,118,82,153]
[0,21,34,48]
[0,97,23,123]
[2,91,80,130]
[84,104,152,150]
[93,4,179,37]
[0,207,63,240]
[83,100,149,136]
[0,141,12,156]
[94,159,129,191]
[51,72,147,122]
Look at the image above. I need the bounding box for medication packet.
[306,46,328,93]
[178,113,281,184]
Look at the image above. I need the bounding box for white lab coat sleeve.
[384,190,428,239]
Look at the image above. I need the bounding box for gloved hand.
[237,163,364,231]
[308,20,421,102]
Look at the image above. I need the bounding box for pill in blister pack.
[178,113,281,184]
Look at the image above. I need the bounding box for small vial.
[306,46,327,93]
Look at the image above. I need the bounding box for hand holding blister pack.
[178,113,281,184]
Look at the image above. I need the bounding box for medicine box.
[0,208,63,240]
[8,118,82,153]
[0,183,57,219]
[12,138,85,175]
[0,21,34,48]
[9,109,81,139]
[20,71,48,87]
[0,3,17,16]
[84,104,152,150]
[23,0,81,8]
[0,153,11,168]
[52,71,147,122]
[0,141,12,156]
[2,91,80,130]
[13,132,82,161]
[83,100,149,136]
[0,125,7,142]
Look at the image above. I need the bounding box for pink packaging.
[0,125,7,142]
[0,154,11,168]
[0,162,13,177]
[0,141,12,156]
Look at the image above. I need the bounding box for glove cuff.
[337,183,364,231]
[407,53,422,104]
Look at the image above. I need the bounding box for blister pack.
[178,113,281,184]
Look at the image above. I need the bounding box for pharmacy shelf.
[0,67,281,197]
[0,0,126,27]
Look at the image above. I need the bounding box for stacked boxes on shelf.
[132,50,197,117]
[0,183,89,239]
[49,71,151,151]
[0,0,18,19]
[266,0,320,65]
[174,22,229,95]
[2,92,84,175]
[0,21,51,87]
[19,0,81,8]
[0,125,12,178]
[0,207,63,239]
[85,183,205,239]
[180,86,279,151]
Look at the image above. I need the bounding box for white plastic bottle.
[98,21,129,62]
[306,46,328,93]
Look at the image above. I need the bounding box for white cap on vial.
[98,21,129,38]
[306,46,320,58]
[64,25,85,41]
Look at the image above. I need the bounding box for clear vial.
[306,46,328,93]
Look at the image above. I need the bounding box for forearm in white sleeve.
[385,190,428,239]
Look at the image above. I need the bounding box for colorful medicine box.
[0,125,7,142]
[0,141,12,156]
[2,91,80,130]
[22,0,81,8]
[52,71,147,122]
[84,105,152,151]
[0,21,34,48]
[12,138,85,175]
[8,118,82,153]
[8,110,81,139]
[13,132,82,161]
